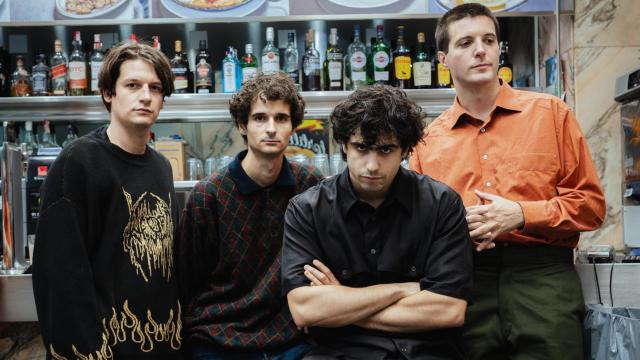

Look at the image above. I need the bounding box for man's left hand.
[304,260,341,286]
[465,190,524,252]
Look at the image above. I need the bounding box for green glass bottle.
[370,25,390,85]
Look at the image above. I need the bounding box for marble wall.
[574,0,640,250]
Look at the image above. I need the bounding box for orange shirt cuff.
[518,200,549,232]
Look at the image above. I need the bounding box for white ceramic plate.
[160,0,265,17]
[325,0,401,8]
[434,0,528,12]
[55,0,129,18]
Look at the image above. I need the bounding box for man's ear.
[438,51,448,68]
[238,123,247,136]
[102,89,112,103]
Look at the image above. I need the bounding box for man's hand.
[304,260,341,286]
[465,190,524,252]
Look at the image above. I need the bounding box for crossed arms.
[286,260,466,333]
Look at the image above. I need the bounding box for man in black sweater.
[32,42,183,359]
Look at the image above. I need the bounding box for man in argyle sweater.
[177,73,321,359]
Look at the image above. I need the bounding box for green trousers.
[462,244,585,360]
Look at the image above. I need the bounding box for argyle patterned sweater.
[177,154,320,351]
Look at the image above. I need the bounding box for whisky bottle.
[195,40,213,94]
[283,32,300,88]
[68,31,88,96]
[498,41,513,86]
[323,28,343,91]
[89,34,104,95]
[32,49,51,96]
[171,40,192,94]
[50,40,68,96]
[302,29,321,91]
[10,55,32,97]
[412,32,432,89]
[392,26,411,89]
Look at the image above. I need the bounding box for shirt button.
[370,248,377,255]
[480,127,486,133]
[482,154,488,160]
[485,181,492,187]
[341,269,348,276]
[410,266,416,272]
[401,347,408,353]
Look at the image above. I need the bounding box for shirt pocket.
[508,153,559,174]
[504,153,560,197]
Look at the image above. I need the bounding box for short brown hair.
[229,72,305,141]
[435,3,500,53]
[98,41,174,112]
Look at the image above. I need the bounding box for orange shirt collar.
[446,80,525,129]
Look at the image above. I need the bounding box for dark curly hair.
[435,2,499,53]
[330,85,426,160]
[229,73,305,141]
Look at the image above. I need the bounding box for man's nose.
[266,118,276,132]
[140,85,152,101]
[365,153,380,172]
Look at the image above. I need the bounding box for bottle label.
[68,61,87,89]
[32,73,48,94]
[196,62,212,92]
[223,62,237,93]
[413,61,432,87]
[329,61,342,81]
[287,70,299,85]
[394,56,411,80]
[437,63,451,85]
[173,67,188,91]
[262,52,279,74]
[374,71,389,81]
[351,71,366,82]
[14,78,31,96]
[350,51,366,70]
[373,51,390,68]
[51,63,67,95]
[303,58,320,76]
[498,66,513,84]
[242,67,258,84]
[91,61,102,93]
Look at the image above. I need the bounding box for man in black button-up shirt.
[282,85,474,360]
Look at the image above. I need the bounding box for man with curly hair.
[177,72,322,359]
[281,85,474,359]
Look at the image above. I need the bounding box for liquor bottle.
[345,25,367,91]
[498,41,513,86]
[129,33,139,44]
[302,29,321,91]
[89,34,104,95]
[283,32,300,89]
[436,52,452,88]
[22,121,39,155]
[195,40,213,94]
[262,27,280,75]
[392,26,411,89]
[412,32,432,89]
[152,36,169,59]
[3,121,18,143]
[50,40,68,96]
[68,31,87,96]
[10,55,32,97]
[39,120,60,148]
[31,49,51,96]
[0,46,8,97]
[371,25,391,85]
[222,46,241,93]
[62,123,79,148]
[241,44,258,85]
[323,28,343,91]
[171,40,192,94]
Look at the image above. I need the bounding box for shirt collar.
[228,150,296,195]
[445,80,525,129]
[336,167,413,214]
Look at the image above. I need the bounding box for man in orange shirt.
[410,3,606,360]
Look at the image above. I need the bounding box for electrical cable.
[609,262,615,307]
[593,261,602,305]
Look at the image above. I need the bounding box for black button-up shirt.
[281,167,473,360]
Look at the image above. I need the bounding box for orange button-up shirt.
[410,83,605,248]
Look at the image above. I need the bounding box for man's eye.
[126,83,139,89]
[276,116,290,123]
[151,85,163,93]
[379,147,393,154]
[254,116,266,122]
[356,145,368,152]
